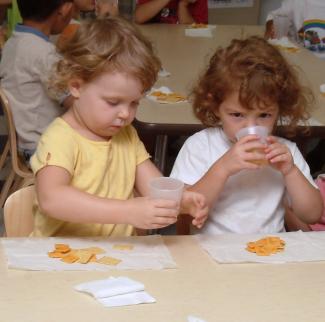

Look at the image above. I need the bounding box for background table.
[135,24,325,173]
[1,236,325,322]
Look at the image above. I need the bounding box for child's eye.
[230,112,243,118]
[260,113,272,118]
[106,100,119,107]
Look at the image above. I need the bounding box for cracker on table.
[113,244,134,251]
[96,256,122,266]
[246,236,285,256]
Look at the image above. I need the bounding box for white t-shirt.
[0,25,62,151]
[170,127,316,235]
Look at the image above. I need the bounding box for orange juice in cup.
[235,126,269,166]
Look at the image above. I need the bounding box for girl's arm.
[36,165,178,229]
[178,0,194,24]
[134,0,170,24]
[284,205,311,232]
[266,137,323,224]
[133,158,162,196]
[283,166,323,224]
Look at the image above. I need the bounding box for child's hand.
[265,136,294,176]
[96,0,119,17]
[219,135,267,176]
[126,197,178,230]
[180,190,209,228]
[264,20,275,39]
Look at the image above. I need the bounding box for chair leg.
[176,214,192,235]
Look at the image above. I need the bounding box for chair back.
[0,87,34,207]
[4,185,35,237]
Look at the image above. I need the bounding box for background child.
[30,17,208,237]
[0,0,74,159]
[264,0,325,59]
[57,0,119,48]
[171,36,323,235]
[134,0,207,24]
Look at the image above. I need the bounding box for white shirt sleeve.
[290,141,318,188]
[170,132,210,185]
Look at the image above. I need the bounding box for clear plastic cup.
[235,126,269,166]
[273,14,290,39]
[149,177,184,203]
[235,125,269,142]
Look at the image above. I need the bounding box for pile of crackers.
[48,243,133,266]
[246,236,285,256]
[190,23,208,29]
[150,91,186,103]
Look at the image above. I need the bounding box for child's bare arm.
[134,159,162,197]
[178,0,194,24]
[284,205,311,232]
[283,166,323,224]
[134,0,170,24]
[266,137,323,224]
[36,165,178,230]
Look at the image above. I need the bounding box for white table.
[1,235,325,322]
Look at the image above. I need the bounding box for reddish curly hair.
[191,36,314,136]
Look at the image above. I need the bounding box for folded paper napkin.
[188,315,208,322]
[268,37,299,51]
[158,67,171,77]
[184,25,216,38]
[74,276,156,307]
[320,84,325,96]
[146,86,187,104]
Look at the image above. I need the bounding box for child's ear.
[68,79,83,99]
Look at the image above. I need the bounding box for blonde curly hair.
[191,36,314,136]
[49,16,161,96]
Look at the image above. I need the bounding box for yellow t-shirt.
[30,118,150,237]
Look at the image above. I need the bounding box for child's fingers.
[268,154,290,164]
[151,198,179,209]
[151,214,178,227]
[266,146,289,161]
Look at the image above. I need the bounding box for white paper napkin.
[320,84,325,94]
[74,276,144,298]
[196,231,325,264]
[268,37,299,50]
[158,67,171,77]
[97,291,156,307]
[184,25,216,38]
[146,86,187,104]
[188,315,208,322]
[75,276,156,307]
[1,235,177,271]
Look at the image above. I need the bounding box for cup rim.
[149,177,184,191]
[235,125,269,140]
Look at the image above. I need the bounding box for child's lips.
[110,125,122,130]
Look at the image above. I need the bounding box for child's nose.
[246,120,257,127]
[118,106,130,119]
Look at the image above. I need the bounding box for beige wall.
[208,0,260,25]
